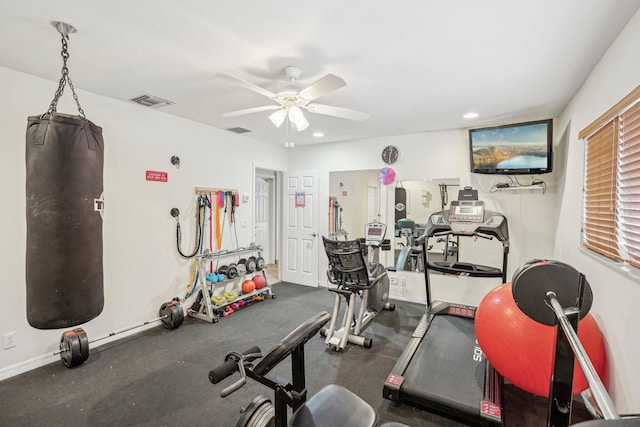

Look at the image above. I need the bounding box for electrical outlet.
[3,332,16,349]
[400,277,406,287]
[390,276,398,285]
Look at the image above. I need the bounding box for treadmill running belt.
[401,314,486,421]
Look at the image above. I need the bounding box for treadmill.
[383,187,508,426]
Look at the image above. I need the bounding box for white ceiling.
[2,1,639,147]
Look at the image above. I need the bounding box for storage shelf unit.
[189,244,274,323]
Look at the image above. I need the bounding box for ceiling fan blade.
[218,74,278,99]
[222,105,282,118]
[305,103,370,122]
[298,74,346,101]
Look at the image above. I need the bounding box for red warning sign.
[146,170,168,182]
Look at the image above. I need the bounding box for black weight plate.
[159,301,184,330]
[60,331,83,368]
[75,328,90,363]
[255,257,265,271]
[227,266,238,279]
[511,258,547,283]
[236,263,247,276]
[512,261,593,326]
[246,257,257,273]
[235,395,274,427]
[217,265,228,275]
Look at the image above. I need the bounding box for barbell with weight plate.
[245,257,257,273]
[226,264,239,279]
[56,299,184,368]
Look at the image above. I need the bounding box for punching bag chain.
[47,32,86,119]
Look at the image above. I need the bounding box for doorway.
[255,168,281,282]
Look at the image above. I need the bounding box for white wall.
[288,128,561,306]
[0,66,286,378]
[554,9,640,414]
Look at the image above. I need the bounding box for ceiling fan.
[219,66,369,131]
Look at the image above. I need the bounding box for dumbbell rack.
[190,244,274,323]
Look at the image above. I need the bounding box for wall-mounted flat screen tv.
[469,119,553,175]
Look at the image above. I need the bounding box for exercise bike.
[320,222,395,350]
[394,218,424,272]
[209,311,409,427]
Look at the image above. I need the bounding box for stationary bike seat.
[289,384,377,427]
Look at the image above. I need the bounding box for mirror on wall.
[393,178,460,272]
[326,171,460,273]
[328,170,380,240]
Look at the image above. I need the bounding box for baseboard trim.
[0,353,59,381]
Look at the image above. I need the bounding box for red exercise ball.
[241,280,256,294]
[252,275,266,290]
[475,282,606,397]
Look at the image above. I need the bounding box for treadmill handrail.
[430,229,494,241]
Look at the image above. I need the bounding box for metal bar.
[546,291,619,420]
[547,300,577,427]
[89,315,168,345]
[194,186,237,195]
[195,245,263,260]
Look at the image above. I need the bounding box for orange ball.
[252,275,267,290]
[241,280,256,294]
[475,282,606,397]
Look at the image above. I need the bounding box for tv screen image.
[469,119,553,175]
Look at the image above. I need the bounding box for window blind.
[617,101,640,267]
[583,120,620,261]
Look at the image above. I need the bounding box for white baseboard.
[0,323,160,382]
[0,353,59,381]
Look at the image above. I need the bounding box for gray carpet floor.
[0,282,590,426]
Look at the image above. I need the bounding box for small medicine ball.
[241,280,256,294]
[252,275,267,290]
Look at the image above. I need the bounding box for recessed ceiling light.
[463,112,479,119]
[312,131,324,138]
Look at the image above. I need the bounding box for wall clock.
[381,145,400,165]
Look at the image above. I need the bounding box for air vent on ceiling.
[129,94,174,108]
[226,127,252,134]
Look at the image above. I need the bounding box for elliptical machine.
[320,222,395,351]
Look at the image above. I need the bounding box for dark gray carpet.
[0,282,590,426]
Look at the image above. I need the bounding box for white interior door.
[367,184,380,223]
[254,176,271,263]
[282,170,319,287]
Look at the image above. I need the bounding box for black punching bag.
[25,113,104,329]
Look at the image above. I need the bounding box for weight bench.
[210,310,409,426]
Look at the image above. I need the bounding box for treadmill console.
[426,200,508,242]
[448,201,484,223]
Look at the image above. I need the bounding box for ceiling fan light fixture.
[269,109,287,128]
[288,106,309,131]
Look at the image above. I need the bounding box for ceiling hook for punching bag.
[52,21,77,39]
